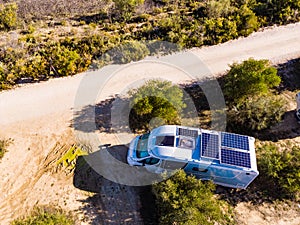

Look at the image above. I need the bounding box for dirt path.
[1,22,300,224]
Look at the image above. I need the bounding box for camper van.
[127,125,259,189]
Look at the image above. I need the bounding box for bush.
[254,0,300,24]
[257,143,300,200]
[100,40,150,65]
[112,0,145,21]
[128,79,186,132]
[227,94,286,133]
[41,44,91,77]
[0,139,11,160]
[204,17,238,45]
[152,170,234,225]
[224,58,281,104]
[236,4,260,36]
[12,54,48,80]
[11,206,74,225]
[0,3,18,31]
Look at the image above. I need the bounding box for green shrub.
[257,143,300,200]
[227,94,286,133]
[254,0,300,24]
[112,0,145,21]
[100,40,150,65]
[224,58,281,104]
[152,170,234,225]
[236,4,260,36]
[12,54,48,80]
[41,44,91,77]
[128,79,186,132]
[11,206,74,225]
[205,0,235,19]
[56,145,88,173]
[0,3,18,31]
[204,17,238,45]
[0,139,11,160]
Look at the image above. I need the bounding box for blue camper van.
[127,125,259,189]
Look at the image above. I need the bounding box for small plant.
[257,143,300,200]
[0,3,18,31]
[0,139,12,160]
[56,145,88,173]
[11,205,74,225]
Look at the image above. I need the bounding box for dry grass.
[2,0,108,20]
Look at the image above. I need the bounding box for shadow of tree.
[277,58,300,91]
[72,81,213,135]
[71,11,109,25]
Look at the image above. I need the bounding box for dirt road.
[1,22,300,224]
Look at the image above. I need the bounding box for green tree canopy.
[227,93,286,133]
[128,79,186,132]
[224,58,281,104]
[152,170,233,225]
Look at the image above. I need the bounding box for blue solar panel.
[201,132,219,159]
[178,128,198,138]
[221,149,251,168]
[221,132,250,151]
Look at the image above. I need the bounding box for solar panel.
[178,128,198,138]
[201,132,219,159]
[221,132,250,151]
[221,149,251,168]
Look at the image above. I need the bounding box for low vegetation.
[56,145,88,173]
[0,139,12,160]
[227,94,287,133]
[11,206,74,225]
[257,143,300,200]
[152,170,234,225]
[0,0,300,90]
[0,3,18,31]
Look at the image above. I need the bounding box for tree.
[227,94,286,133]
[224,58,281,104]
[128,79,186,132]
[152,170,233,225]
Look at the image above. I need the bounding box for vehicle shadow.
[73,144,158,225]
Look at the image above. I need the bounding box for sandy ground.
[1,22,300,224]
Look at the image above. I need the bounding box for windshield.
[136,133,150,158]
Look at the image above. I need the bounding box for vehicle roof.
[148,125,258,171]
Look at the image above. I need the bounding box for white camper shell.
[127,125,259,189]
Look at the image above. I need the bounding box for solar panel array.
[178,128,198,138]
[221,132,250,151]
[201,132,219,159]
[220,148,251,168]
